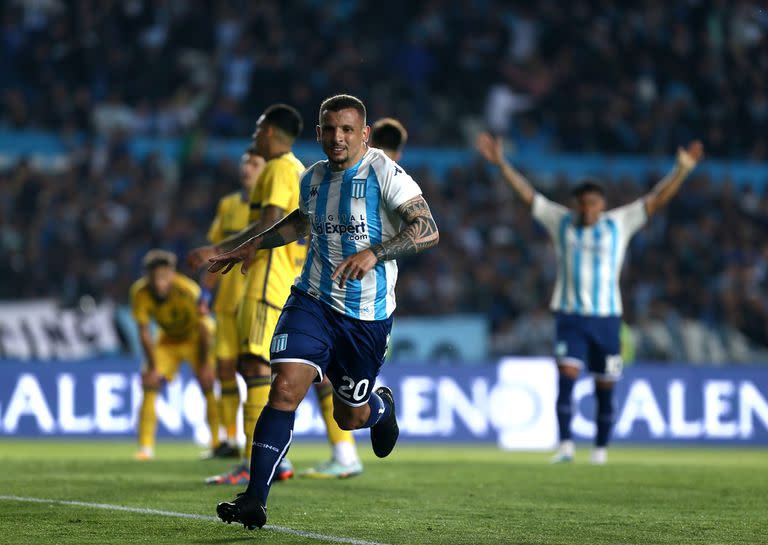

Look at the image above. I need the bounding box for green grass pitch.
[0,440,766,544]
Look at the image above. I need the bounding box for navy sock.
[362,391,391,428]
[244,405,295,504]
[595,387,614,447]
[556,374,575,442]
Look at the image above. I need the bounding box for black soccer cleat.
[201,441,240,460]
[370,386,399,458]
[216,492,267,530]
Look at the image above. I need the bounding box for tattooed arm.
[370,196,439,261]
[207,209,311,275]
[186,206,285,270]
[331,195,439,288]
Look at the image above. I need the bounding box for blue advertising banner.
[0,358,767,447]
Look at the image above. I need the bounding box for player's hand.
[187,246,218,270]
[332,249,378,289]
[207,237,260,275]
[677,140,704,171]
[476,132,505,166]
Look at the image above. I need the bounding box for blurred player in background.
[130,250,219,460]
[370,117,408,161]
[476,133,703,464]
[198,150,264,459]
[210,94,439,530]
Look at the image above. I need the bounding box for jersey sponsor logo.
[309,186,319,198]
[311,213,369,241]
[271,334,288,354]
[351,179,366,199]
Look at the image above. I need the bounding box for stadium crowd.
[2,0,768,157]
[2,144,768,357]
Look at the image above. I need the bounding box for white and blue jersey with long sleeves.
[295,147,422,321]
[532,194,647,317]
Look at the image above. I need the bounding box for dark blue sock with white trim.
[362,391,391,428]
[595,387,614,448]
[557,375,575,441]
[244,405,295,504]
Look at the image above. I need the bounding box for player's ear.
[362,125,371,143]
[316,125,321,143]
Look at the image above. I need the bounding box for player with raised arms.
[210,94,439,529]
[476,133,703,464]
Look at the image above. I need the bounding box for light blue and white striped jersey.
[295,148,422,320]
[532,194,647,317]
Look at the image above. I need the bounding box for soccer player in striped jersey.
[297,116,409,479]
[210,94,439,529]
[476,133,703,464]
[189,104,364,484]
[197,150,264,459]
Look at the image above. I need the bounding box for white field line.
[0,495,392,545]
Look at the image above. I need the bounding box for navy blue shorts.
[554,312,623,379]
[270,287,393,407]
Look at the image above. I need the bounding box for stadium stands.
[2,1,767,156]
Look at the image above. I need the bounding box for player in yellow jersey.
[199,150,265,459]
[130,250,220,460]
[189,104,362,484]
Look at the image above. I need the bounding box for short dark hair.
[318,94,367,125]
[143,249,177,271]
[260,104,303,139]
[371,118,408,152]
[571,179,606,198]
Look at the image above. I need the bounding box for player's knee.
[558,364,580,380]
[217,359,237,381]
[141,371,161,389]
[197,372,214,391]
[268,374,304,411]
[595,379,615,391]
[237,355,269,378]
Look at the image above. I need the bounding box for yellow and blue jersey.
[244,151,307,307]
[207,190,251,314]
[129,273,203,342]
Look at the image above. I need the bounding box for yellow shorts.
[237,297,282,361]
[214,311,239,361]
[147,317,215,381]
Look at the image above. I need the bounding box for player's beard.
[325,144,348,165]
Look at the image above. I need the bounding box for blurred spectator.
[3,147,768,357]
[1,1,768,156]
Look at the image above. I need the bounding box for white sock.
[333,441,359,466]
[591,447,607,464]
[559,440,575,457]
